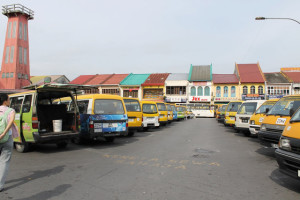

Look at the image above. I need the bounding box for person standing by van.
[0,94,17,192]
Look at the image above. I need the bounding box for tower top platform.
[2,4,34,20]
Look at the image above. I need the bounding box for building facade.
[264,72,292,99]
[212,74,240,104]
[281,68,300,95]
[188,64,212,104]
[141,73,169,101]
[164,73,189,103]
[235,63,266,100]
[119,73,150,100]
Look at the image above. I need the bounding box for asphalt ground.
[2,118,300,200]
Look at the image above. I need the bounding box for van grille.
[266,128,283,134]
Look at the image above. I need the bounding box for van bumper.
[258,130,281,147]
[275,148,300,179]
[249,125,260,135]
[33,131,79,143]
[88,131,122,138]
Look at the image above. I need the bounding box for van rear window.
[157,103,167,111]
[226,102,242,112]
[124,99,141,112]
[142,104,158,114]
[237,102,257,115]
[94,99,125,115]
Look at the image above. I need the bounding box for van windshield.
[143,104,158,114]
[219,105,227,112]
[255,102,276,114]
[176,107,184,112]
[157,103,167,111]
[226,102,242,112]
[124,99,141,112]
[171,105,176,112]
[237,102,257,115]
[290,108,300,122]
[94,99,125,115]
[268,97,300,116]
[167,104,172,111]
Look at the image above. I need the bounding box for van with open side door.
[123,97,143,136]
[249,99,279,136]
[234,100,265,136]
[57,94,128,143]
[275,106,300,179]
[258,95,300,147]
[9,84,84,153]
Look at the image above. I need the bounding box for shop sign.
[165,97,187,103]
[191,82,211,86]
[214,97,238,101]
[189,96,211,102]
[123,87,139,91]
[242,94,265,100]
[268,95,284,99]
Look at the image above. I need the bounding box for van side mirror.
[265,108,270,114]
[290,109,295,117]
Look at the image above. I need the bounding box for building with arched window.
[235,63,266,100]
[188,64,212,104]
[212,74,240,104]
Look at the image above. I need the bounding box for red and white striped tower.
[0,4,34,89]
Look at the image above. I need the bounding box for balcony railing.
[2,4,34,19]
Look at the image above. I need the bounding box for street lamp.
[255,17,300,25]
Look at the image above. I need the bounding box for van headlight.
[279,137,291,151]
[250,120,255,125]
[260,124,266,131]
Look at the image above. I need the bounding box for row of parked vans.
[8,84,192,153]
[216,95,300,180]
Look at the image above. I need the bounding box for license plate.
[271,143,279,148]
[128,118,134,122]
[230,117,235,120]
[298,170,300,177]
[94,128,102,133]
[242,120,248,123]
[94,123,102,129]
[103,123,118,128]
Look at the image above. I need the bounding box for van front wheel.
[15,142,29,153]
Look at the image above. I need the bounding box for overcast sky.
[0,0,300,81]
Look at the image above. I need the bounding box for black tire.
[105,137,115,143]
[143,127,149,131]
[15,141,29,153]
[128,131,135,137]
[56,141,68,149]
[72,137,84,145]
[243,131,251,137]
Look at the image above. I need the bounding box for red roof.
[282,72,300,83]
[70,75,96,84]
[102,74,129,85]
[141,73,170,86]
[85,74,113,85]
[213,74,239,84]
[236,63,265,83]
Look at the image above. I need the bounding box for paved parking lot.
[2,118,300,200]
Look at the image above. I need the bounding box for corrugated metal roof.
[282,71,300,83]
[70,75,96,84]
[102,74,129,85]
[141,73,169,86]
[166,73,189,81]
[264,73,290,83]
[236,63,265,83]
[85,74,113,85]
[213,74,239,84]
[188,65,212,81]
[120,73,150,86]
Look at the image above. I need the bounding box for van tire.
[243,131,251,137]
[56,141,68,149]
[128,131,135,137]
[72,137,83,145]
[105,137,115,143]
[15,141,29,153]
